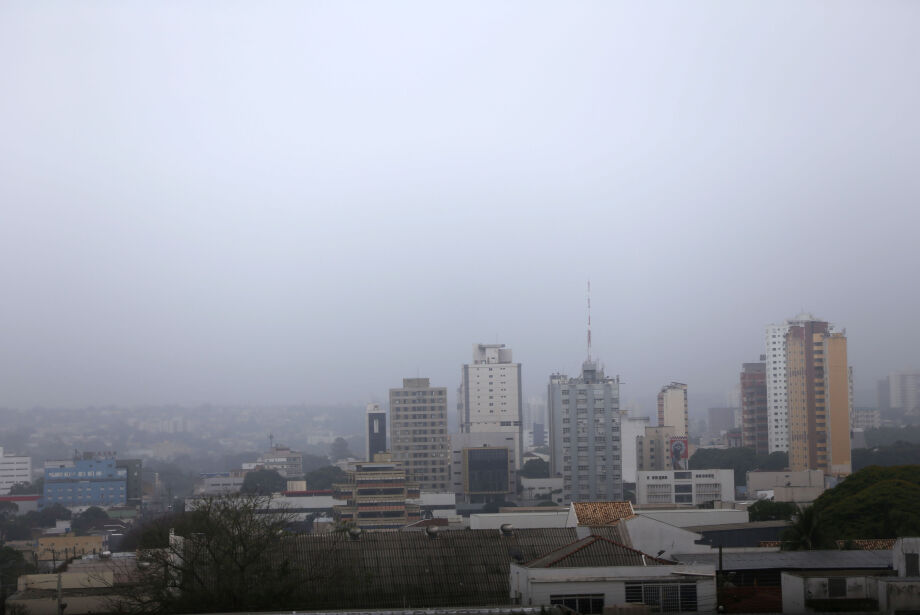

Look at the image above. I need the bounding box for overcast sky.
[1,2,918,415]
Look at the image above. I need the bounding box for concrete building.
[333,461,420,530]
[548,359,623,502]
[115,458,142,507]
[887,370,920,415]
[44,452,127,507]
[195,471,247,495]
[365,403,387,461]
[657,382,689,436]
[254,445,304,478]
[389,377,450,491]
[620,414,650,485]
[636,425,679,472]
[457,344,523,467]
[636,469,734,506]
[449,432,515,505]
[741,361,769,455]
[746,469,825,504]
[786,321,852,475]
[708,406,738,437]
[850,406,880,430]
[0,447,31,495]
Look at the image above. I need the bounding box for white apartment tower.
[548,359,623,503]
[657,382,689,437]
[457,344,523,467]
[0,447,32,495]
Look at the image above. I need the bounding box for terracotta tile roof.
[759,541,782,548]
[525,535,672,568]
[572,501,635,526]
[836,539,897,550]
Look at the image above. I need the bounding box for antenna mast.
[587,280,592,361]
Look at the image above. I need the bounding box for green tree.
[72,506,110,535]
[689,447,789,486]
[329,437,352,461]
[241,469,286,495]
[747,499,797,522]
[304,465,345,490]
[519,458,549,478]
[781,505,833,550]
[9,477,42,495]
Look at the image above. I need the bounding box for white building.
[620,415,649,485]
[889,371,920,415]
[0,447,31,495]
[636,469,734,506]
[458,344,523,467]
[657,383,689,437]
[548,359,623,503]
[195,471,246,495]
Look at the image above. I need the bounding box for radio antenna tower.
[587,280,592,361]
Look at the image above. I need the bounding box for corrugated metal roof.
[672,550,892,570]
[525,535,671,568]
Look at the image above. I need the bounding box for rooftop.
[571,501,635,526]
[525,535,671,569]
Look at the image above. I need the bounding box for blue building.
[44,452,128,507]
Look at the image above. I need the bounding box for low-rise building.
[747,469,825,504]
[195,470,247,495]
[333,461,420,530]
[636,469,734,506]
[450,432,516,505]
[37,535,106,565]
[44,452,127,508]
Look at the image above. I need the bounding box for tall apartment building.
[785,321,852,476]
[765,313,825,453]
[44,452,127,507]
[741,361,769,455]
[657,382,688,436]
[366,403,387,461]
[389,378,450,492]
[886,371,920,415]
[333,461,420,530]
[548,359,623,502]
[636,425,679,472]
[0,447,31,495]
[457,344,523,467]
[620,414,650,485]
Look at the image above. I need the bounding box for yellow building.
[36,535,105,562]
[786,321,851,476]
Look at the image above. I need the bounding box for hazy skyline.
[2,2,918,413]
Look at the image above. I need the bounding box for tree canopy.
[519,458,549,479]
[305,465,345,490]
[747,499,797,522]
[329,437,352,461]
[688,447,788,486]
[241,469,286,495]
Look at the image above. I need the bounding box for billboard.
[669,436,689,470]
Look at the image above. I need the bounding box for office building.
[636,425,680,472]
[620,414,650,485]
[44,452,127,507]
[657,382,688,436]
[457,344,523,467]
[333,461,420,530]
[366,403,387,461]
[115,458,142,507]
[887,371,920,416]
[0,447,31,495]
[548,359,623,502]
[251,445,304,478]
[785,321,852,476]
[389,377,450,491]
[636,469,735,506]
[851,407,880,430]
[741,361,769,455]
[449,432,516,505]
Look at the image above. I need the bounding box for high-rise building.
[707,407,738,437]
[457,344,523,467]
[636,425,679,472]
[366,403,387,461]
[548,359,622,502]
[740,362,769,456]
[0,447,31,495]
[620,414,650,484]
[449,432,515,505]
[115,458,142,507]
[785,321,852,476]
[888,371,920,416]
[389,378,450,492]
[657,382,688,436]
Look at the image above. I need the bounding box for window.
[828,577,847,598]
[626,583,697,612]
[550,594,604,614]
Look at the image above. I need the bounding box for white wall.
[636,508,748,528]
[620,416,649,484]
[470,511,569,530]
[622,516,711,559]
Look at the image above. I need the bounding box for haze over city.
[2,2,918,413]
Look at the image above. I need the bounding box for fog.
[2,2,918,414]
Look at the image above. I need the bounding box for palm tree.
[781,505,833,550]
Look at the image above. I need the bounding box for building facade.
[548,359,623,502]
[786,322,852,475]
[457,344,524,467]
[657,382,688,437]
[366,403,387,461]
[44,453,127,507]
[0,447,31,495]
[333,461,420,530]
[636,469,735,506]
[741,361,769,455]
[449,432,516,504]
[887,371,920,416]
[636,425,679,472]
[389,377,450,491]
[253,446,304,478]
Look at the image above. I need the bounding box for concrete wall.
[622,515,710,559]
[878,578,920,613]
[470,511,568,530]
[893,537,920,576]
[635,508,748,528]
[781,573,806,614]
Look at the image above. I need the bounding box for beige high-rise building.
[636,425,678,472]
[786,321,852,476]
[389,378,450,492]
[657,382,689,437]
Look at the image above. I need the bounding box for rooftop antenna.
[587,280,592,361]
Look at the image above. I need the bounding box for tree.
[9,477,42,495]
[329,437,352,461]
[781,505,833,550]
[72,506,110,535]
[107,494,341,614]
[747,499,797,522]
[0,501,18,519]
[519,458,550,478]
[689,447,789,486]
[1,546,36,607]
[241,469,286,495]
[304,465,345,490]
